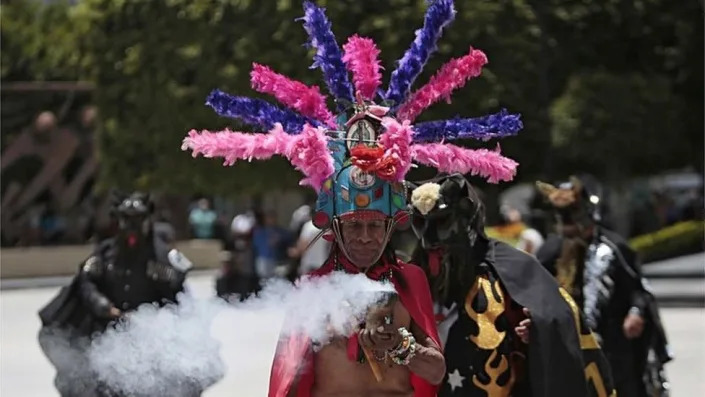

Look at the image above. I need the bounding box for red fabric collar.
[330,250,396,281]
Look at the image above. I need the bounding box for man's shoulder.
[396,258,425,273]
[394,259,429,285]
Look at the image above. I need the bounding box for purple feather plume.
[206,89,319,134]
[384,0,456,107]
[301,1,354,110]
[412,109,523,143]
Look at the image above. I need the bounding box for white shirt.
[230,213,255,235]
[516,228,544,255]
[298,220,331,274]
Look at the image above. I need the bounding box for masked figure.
[409,174,617,397]
[535,176,672,397]
[37,191,199,396]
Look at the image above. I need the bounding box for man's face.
[339,216,388,269]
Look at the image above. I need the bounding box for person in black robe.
[37,191,197,397]
[535,176,672,397]
[408,173,616,397]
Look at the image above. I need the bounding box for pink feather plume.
[378,117,414,182]
[410,143,517,183]
[250,63,336,128]
[181,123,334,191]
[288,124,336,190]
[397,47,488,122]
[342,35,383,101]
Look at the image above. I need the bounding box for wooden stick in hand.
[361,346,385,382]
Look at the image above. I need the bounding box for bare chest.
[312,342,413,397]
[311,300,414,397]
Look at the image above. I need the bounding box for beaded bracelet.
[388,327,417,365]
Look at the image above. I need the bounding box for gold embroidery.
[585,362,609,397]
[559,288,615,396]
[556,241,579,295]
[465,276,506,350]
[559,287,600,350]
[472,350,515,397]
[556,259,577,294]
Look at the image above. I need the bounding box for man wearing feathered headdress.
[535,176,672,397]
[182,1,527,395]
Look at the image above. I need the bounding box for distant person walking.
[188,198,217,239]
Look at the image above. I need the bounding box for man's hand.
[514,308,531,344]
[623,313,645,339]
[360,297,401,352]
[109,306,122,319]
[359,324,402,352]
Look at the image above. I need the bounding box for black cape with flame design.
[435,240,615,397]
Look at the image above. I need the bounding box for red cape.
[268,255,441,397]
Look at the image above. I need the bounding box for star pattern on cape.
[447,368,465,392]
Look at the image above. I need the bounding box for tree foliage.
[550,72,687,179]
[1,0,702,196]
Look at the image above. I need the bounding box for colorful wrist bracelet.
[388,327,417,365]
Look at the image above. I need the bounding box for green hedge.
[630,221,705,263]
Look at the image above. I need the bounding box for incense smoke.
[242,272,395,345]
[88,296,226,396]
[85,272,393,395]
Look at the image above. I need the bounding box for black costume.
[536,177,672,397]
[38,192,196,397]
[215,212,259,299]
[409,174,615,397]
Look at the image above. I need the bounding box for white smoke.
[242,272,395,346]
[85,272,394,395]
[88,296,226,396]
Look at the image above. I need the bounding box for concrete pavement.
[1,273,704,396]
[643,253,705,306]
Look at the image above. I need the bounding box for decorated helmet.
[182,0,523,265]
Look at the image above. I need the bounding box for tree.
[2,0,701,196]
[550,72,687,181]
[70,0,544,195]
[1,0,89,143]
